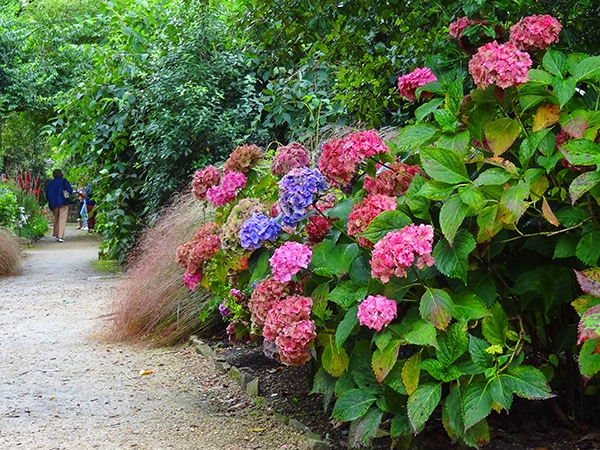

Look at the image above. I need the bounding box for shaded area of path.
[0,226,309,449]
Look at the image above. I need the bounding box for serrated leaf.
[332,389,377,421]
[454,292,491,321]
[579,338,600,378]
[469,335,494,370]
[311,282,330,321]
[323,343,350,377]
[528,69,553,84]
[572,294,600,315]
[336,306,359,349]
[415,98,444,123]
[362,210,412,244]
[310,367,336,411]
[372,339,401,383]
[569,171,600,205]
[442,386,464,438]
[541,197,560,226]
[574,55,600,81]
[462,382,492,431]
[432,229,477,284]
[390,408,412,438]
[439,195,468,245]
[482,303,508,346]
[552,77,577,108]
[500,182,530,222]
[484,156,518,174]
[397,124,439,151]
[420,288,455,330]
[501,365,553,400]
[519,129,552,167]
[405,319,439,348]
[574,268,600,296]
[407,383,442,433]
[555,206,589,227]
[446,76,464,115]
[385,359,408,394]
[436,321,468,365]
[543,50,567,78]
[420,147,469,184]
[402,352,421,396]
[578,304,600,344]
[436,130,471,157]
[490,376,514,411]
[348,407,383,448]
[561,139,600,166]
[476,204,502,243]
[484,118,521,156]
[328,281,367,308]
[473,168,513,187]
[576,231,600,266]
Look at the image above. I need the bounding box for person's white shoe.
[57,238,64,242]
[81,227,89,231]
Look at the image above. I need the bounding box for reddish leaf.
[484,156,518,174]
[563,115,588,139]
[420,289,455,330]
[484,118,521,156]
[578,304,600,345]
[542,197,560,226]
[575,268,600,297]
[372,340,401,384]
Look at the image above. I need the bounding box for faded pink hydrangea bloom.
[449,17,476,39]
[224,144,263,174]
[509,15,562,51]
[175,222,221,274]
[262,295,315,366]
[269,241,312,282]
[183,271,202,290]
[357,295,397,331]
[318,138,357,186]
[271,142,311,176]
[364,160,421,197]
[205,171,247,207]
[397,67,438,101]
[347,194,397,248]
[370,224,435,283]
[248,278,294,327]
[468,41,532,90]
[191,166,220,201]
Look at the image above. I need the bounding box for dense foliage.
[176,12,600,448]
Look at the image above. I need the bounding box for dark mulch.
[207,340,600,450]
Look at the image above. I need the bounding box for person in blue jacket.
[45,169,73,242]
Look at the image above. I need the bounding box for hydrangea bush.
[176,14,600,448]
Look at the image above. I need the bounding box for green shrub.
[0,187,19,228]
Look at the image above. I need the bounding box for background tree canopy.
[2,0,600,260]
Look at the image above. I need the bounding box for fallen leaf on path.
[139,369,153,376]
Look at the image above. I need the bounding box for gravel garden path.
[0,225,310,450]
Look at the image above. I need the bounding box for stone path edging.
[189,335,330,450]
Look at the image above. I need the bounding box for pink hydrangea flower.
[468,41,532,90]
[318,138,359,186]
[272,142,311,176]
[343,130,389,161]
[364,160,421,197]
[248,278,294,327]
[397,67,438,101]
[370,224,435,283]
[262,295,315,366]
[175,222,221,274]
[269,242,312,282]
[449,17,475,39]
[191,166,220,201]
[206,171,247,207]
[357,295,397,331]
[509,15,562,51]
[347,194,397,248]
[183,271,202,290]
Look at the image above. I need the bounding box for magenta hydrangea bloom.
[248,278,294,327]
[468,41,532,90]
[183,271,202,290]
[509,15,562,51]
[397,67,438,101]
[191,165,220,201]
[370,224,435,283]
[206,171,247,207]
[357,295,397,331]
[347,194,397,248]
[269,241,312,282]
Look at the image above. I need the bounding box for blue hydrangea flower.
[239,213,282,250]
[278,168,328,227]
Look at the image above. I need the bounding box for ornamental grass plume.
[107,192,222,346]
[0,229,21,276]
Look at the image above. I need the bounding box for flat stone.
[307,437,330,450]
[288,418,309,434]
[245,378,259,397]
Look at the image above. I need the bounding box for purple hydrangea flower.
[278,168,328,227]
[219,299,231,317]
[239,213,282,250]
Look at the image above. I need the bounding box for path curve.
[0,225,309,450]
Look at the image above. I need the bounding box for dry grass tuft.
[0,228,21,276]
[107,192,223,346]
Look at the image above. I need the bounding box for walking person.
[45,169,73,242]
